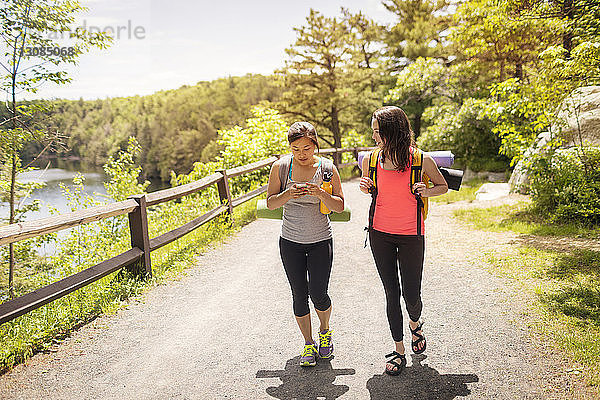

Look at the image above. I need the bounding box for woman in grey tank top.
[266,122,345,367]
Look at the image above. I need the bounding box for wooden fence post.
[216,170,234,225]
[127,194,152,278]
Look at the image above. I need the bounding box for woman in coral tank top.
[359,106,448,376]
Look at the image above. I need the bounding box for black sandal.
[384,351,406,376]
[410,320,427,354]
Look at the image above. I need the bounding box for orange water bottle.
[320,171,333,214]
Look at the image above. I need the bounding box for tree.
[277,9,383,164]
[0,0,111,298]
[450,0,560,82]
[506,0,600,53]
[385,57,449,136]
[382,0,453,70]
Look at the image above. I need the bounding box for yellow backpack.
[367,147,429,235]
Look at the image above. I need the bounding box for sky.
[13,0,397,101]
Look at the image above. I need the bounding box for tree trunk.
[515,63,523,80]
[9,76,17,299]
[413,111,422,139]
[562,0,574,55]
[330,106,342,166]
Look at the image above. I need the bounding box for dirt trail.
[0,178,581,399]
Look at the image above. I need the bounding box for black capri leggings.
[279,237,333,317]
[369,229,424,342]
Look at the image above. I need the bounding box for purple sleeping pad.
[357,150,455,170]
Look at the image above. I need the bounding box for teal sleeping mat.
[256,199,351,222]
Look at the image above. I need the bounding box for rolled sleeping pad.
[425,151,455,167]
[439,167,463,191]
[357,150,455,170]
[256,199,351,222]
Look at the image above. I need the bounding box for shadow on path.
[367,355,479,400]
[256,356,356,399]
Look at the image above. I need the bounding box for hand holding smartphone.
[291,183,308,198]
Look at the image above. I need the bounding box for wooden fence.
[0,147,372,325]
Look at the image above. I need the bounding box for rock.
[553,86,600,146]
[475,183,510,201]
[509,86,600,193]
[508,159,528,194]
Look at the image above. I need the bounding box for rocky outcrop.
[509,86,600,193]
[554,86,600,146]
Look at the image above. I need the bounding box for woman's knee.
[405,299,423,320]
[293,297,310,317]
[311,293,331,312]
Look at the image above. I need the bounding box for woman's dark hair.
[288,121,319,152]
[373,106,415,171]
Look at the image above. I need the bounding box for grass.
[455,203,600,394]
[454,203,600,238]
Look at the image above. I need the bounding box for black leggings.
[279,237,333,317]
[369,229,424,342]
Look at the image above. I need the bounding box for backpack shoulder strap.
[278,154,293,193]
[368,148,381,190]
[410,148,429,234]
[366,148,381,240]
[410,147,423,192]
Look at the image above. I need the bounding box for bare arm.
[359,153,374,194]
[266,161,308,209]
[413,154,448,197]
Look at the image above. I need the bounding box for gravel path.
[0,178,579,399]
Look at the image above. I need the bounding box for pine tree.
[382,0,453,70]
[277,9,383,164]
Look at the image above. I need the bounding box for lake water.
[0,161,168,255]
[0,161,168,223]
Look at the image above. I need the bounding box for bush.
[527,146,600,225]
[417,99,510,172]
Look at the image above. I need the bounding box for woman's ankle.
[394,341,405,354]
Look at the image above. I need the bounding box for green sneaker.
[300,343,318,367]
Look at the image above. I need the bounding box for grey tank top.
[281,157,333,244]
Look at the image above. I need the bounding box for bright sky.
[18,0,397,101]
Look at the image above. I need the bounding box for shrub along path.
[0,178,585,399]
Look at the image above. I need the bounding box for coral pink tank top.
[372,150,424,235]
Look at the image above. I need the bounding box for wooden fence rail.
[0,147,371,325]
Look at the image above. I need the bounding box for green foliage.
[168,106,288,198]
[382,0,453,69]
[385,57,448,136]
[0,136,259,372]
[0,0,111,95]
[277,8,384,152]
[526,146,600,225]
[418,98,510,171]
[540,41,600,88]
[1,0,112,298]
[37,74,283,181]
[482,79,554,165]
[450,0,561,82]
[216,106,289,195]
[103,137,150,202]
[340,129,372,164]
